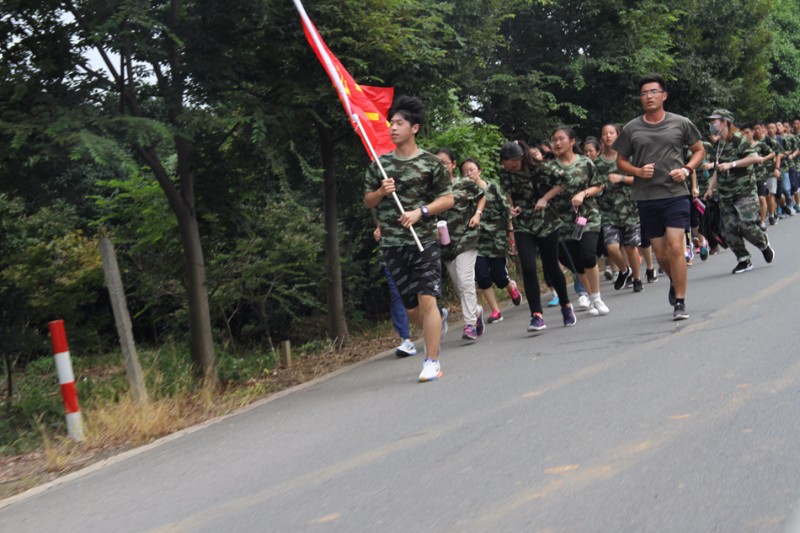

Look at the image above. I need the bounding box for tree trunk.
[176,209,217,384]
[4,351,12,405]
[317,123,350,347]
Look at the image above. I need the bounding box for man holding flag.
[364,96,454,382]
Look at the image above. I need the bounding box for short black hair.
[388,95,425,129]
[638,73,666,92]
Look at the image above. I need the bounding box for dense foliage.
[1,0,799,386]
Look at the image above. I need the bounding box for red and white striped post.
[48,320,84,442]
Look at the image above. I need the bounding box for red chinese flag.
[294,0,395,159]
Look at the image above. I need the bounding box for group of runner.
[366,73,777,383]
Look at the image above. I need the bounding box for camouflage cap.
[707,109,734,123]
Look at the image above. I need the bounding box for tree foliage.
[0,0,798,388]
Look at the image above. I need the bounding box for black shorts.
[637,196,691,240]
[756,180,768,197]
[382,241,442,309]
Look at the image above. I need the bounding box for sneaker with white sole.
[732,260,753,274]
[527,314,546,331]
[762,243,775,264]
[614,267,632,290]
[593,299,610,315]
[395,338,417,357]
[487,310,503,323]
[462,324,478,341]
[561,304,577,326]
[673,302,689,321]
[577,293,592,310]
[418,358,442,382]
[507,280,522,306]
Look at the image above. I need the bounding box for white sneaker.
[418,358,442,382]
[577,293,591,310]
[395,338,417,357]
[593,299,610,315]
[587,304,600,316]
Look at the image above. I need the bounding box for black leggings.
[559,232,599,275]
[515,231,570,315]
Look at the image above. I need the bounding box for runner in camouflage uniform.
[499,140,576,332]
[596,123,644,293]
[548,125,610,316]
[703,109,774,274]
[364,96,454,382]
[436,148,486,341]
[461,158,522,325]
[765,122,786,223]
[742,123,777,229]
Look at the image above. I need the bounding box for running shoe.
[732,260,753,274]
[507,280,522,306]
[604,266,614,280]
[762,243,775,264]
[547,294,560,307]
[395,338,417,357]
[561,304,577,327]
[769,215,776,226]
[593,299,610,315]
[418,358,442,382]
[487,310,503,323]
[462,324,478,341]
[440,307,449,340]
[476,305,485,337]
[614,267,632,290]
[700,243,709,261]
[527,314,546,332]
[673,302,689,321]
[577,293,592,310]
[632,279,644,293]
[646,268,658,283]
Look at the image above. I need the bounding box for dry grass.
[0,330,401,501]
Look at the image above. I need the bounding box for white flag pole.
[293,0,424,251]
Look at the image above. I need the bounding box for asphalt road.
[3,218,800,533]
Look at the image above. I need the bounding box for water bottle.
[693,197,706,215]
[572,216,587,240]
[437,220,451,245]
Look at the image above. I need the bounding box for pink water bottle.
[693,197,706,215]
[572,216,587,240]
[437,220,451,245]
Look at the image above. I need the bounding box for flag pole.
[354,116,424,251]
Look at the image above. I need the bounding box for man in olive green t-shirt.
[613,73,705,321]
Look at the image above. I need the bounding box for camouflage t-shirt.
[750,140,774,182]
[782,133,797,169]
[440,176,485,261]
[477,180,512,258]
[365,149,452,248]
[548,155,604,235]
[498,163,566,236]
[758,136,781,174]
[594,153,638,227]
[711,131,757,202]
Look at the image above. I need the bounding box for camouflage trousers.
[720,195,769,262]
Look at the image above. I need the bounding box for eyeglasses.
[639,89,664,97]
